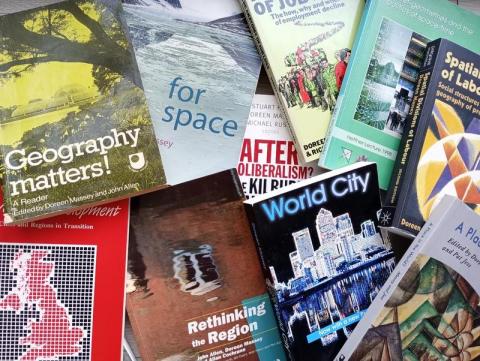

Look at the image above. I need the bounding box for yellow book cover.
[239,0,364,162]
[0,0,166,223]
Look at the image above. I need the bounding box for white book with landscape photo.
[122,0,261,185]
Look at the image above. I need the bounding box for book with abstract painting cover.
[121,0,261,185]
[237,94,322,199]
[0,0,166,224]
[238,0,365,163]
[379,39,480,238]
[0,193,129,361]
[319,0,480,190]
[335,196,480,361]
[126,169,286,361]
[244,162,396,361]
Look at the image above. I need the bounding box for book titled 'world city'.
[380,39,480,237]
[0,194,130,361]
[126,170,286,361]
[239,0,364,163]
[319,0,480,190]
[122,0,261,185]
[0,0,166,224]
[244,162,396,361]
[335,196,480,361]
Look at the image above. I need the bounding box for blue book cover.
[121,0,261,185]
[244,162,396,361]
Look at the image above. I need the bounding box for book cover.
[121,0,261,185]
[238,0,364,163]
[319,0,480,190]
[237,94,322,199]
[380,39,480,237]
[0,0,166,224]
[334,196,480,361]
[124,315,142,361]
[377,48,434,236]
[126,169,286,361]
[244,162,396,361]
[0,194,129,361]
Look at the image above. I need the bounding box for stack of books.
[0,0,479,361]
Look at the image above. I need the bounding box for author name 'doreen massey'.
[9,196,96,218]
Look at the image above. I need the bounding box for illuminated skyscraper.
[341,236,355,263]
[290,251,303,278]
[315,249,328,278]
[323,252,336,277]
[292,228,315,261]
[335,213,354,239]
[269,266,279,286]
[303,257,319,281]
[361,220,376,238]
[316,209,338,246]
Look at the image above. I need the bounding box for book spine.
[244,205,270,280]
[392,39,445,230]
[382,40,441,211]
[334,196,457,361]
[266,283,294,361]
[318,89,342,170]
[230,168,246,198]
[383,80,422,207]
[319,0,377,168]
[243,203,294,361]
[125,300,153,361]
[238,0,307,163]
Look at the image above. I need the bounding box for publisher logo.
[129,152,146,171]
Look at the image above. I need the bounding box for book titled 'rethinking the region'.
[0,0,166,224]
[244,162,396,361]
[0,194,129,361]
[239,0,365,163]
[319,0,480,190]
[238,94,322,199]
[334,196,480,361]
[126,170,286,361]
[380,39,480,238]
[122,0,261,185]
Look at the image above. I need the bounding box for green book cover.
[239,0,364,163]
[319,0,480,190]
[0,0,166,223]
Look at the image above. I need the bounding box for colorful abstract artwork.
[416,99,480,220]
[350,255,480,361]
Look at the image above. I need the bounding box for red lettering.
[275,140,287,165]
[287,141,299,165]
[253,140,275,163]
[239,139,253,162]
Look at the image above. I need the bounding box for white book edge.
[334,195,460,361]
